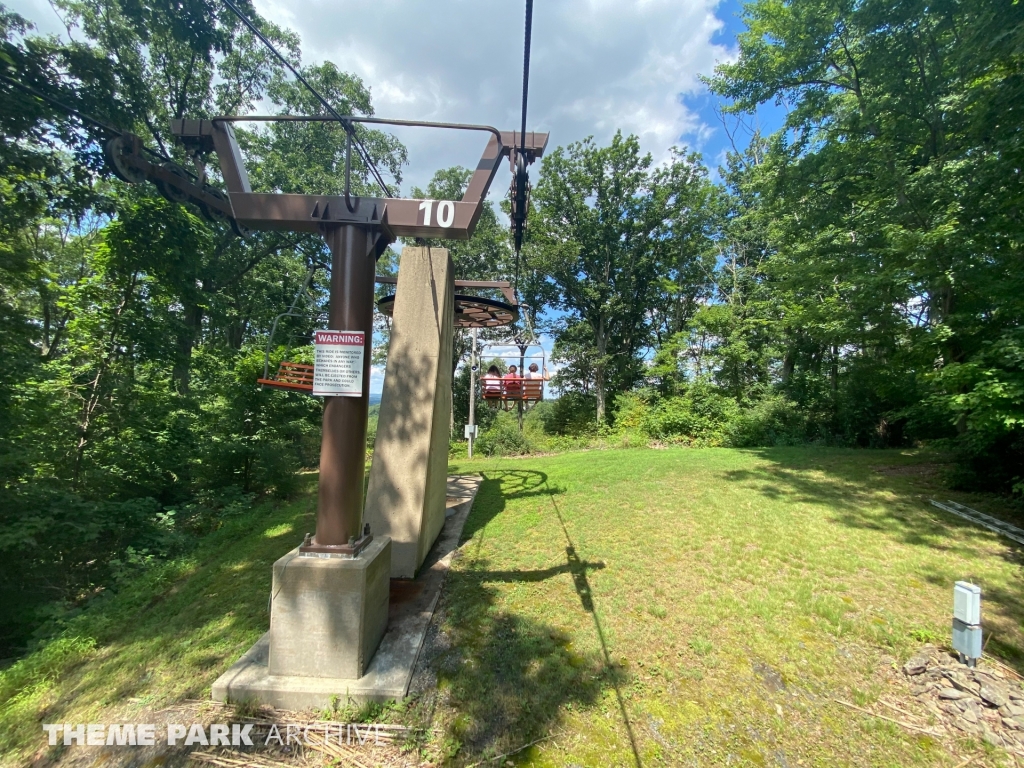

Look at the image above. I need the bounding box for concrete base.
[268,537,391,680]
[211,476,480,710]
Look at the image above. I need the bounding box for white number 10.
[418,200,455,228]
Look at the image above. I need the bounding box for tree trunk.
[781,348,796,383]
[830,344,839,394]
[595,316,607,423]
[173,303,203,394]
[73,272,138,488]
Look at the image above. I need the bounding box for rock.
[942,702,963,717]
[980,684,1010,708]
[1003,717,1022,730]
[939,688,968,700]
[943,670,981,695]
[982,727,1003,748]
[953,719,981,735]
[1007,702,1024,718]
[911,683,932,696]
[903,655,930,676]
[961,707,979,724]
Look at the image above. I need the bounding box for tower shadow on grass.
[457,468,555,542]
[547,487,644,768]
[417,468,642,767]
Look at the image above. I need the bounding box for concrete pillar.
[364,246,454,578]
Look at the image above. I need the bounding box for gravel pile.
[903,645,1024,753]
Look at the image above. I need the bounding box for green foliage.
[532,135,719,422]
[0,0,404,657]
[475,411,534,457]
[546,392,598,437]
[726,392,808,448]
[704,0,1024,483]
[640,383,740,446]
[609,386,806,448]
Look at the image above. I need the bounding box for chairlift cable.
[511,0,534,304]
[1,74,180,167]
[220,0,395,198]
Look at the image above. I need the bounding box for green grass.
[2,447,1022,767]
[423,447,1024,767]
[0,475,320,765]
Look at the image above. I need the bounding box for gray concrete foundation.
[364,246,455,578]
[268,537,391,680]
[211,476,480,710]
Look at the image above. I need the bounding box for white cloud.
[253,0,732,193]
[8,0,734,192]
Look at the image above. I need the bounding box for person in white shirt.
[481,365,503,397]
[524,363,549,380]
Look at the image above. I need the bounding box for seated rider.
[523,362,548,403]
[503,364,523,397]
[524,362,550,380]
[481,365,503,397]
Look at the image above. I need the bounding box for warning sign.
[312,330,365,397]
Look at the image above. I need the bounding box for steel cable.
[221,0,395,198]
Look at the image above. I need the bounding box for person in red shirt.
[503,364,523,400]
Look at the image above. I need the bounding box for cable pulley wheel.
[104,136,147,184]
[155,162,191,204]
[198,186,229,223]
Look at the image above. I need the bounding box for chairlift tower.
[168,117,547,555]
[10,0,545,709]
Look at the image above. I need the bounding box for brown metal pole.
[312,224,376,549]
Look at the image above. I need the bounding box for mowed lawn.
[422,447,1024,767]
[2,447,1022,767]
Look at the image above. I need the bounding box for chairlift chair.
[261,274,521,394]
[257,266,321,394]
[479,343,547,410]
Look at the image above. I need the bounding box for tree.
[0,0,412,653]
[532,132,682,422]
[708,0,1024,455]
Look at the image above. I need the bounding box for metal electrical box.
[952,581,982,666]
[954,581,981,625]
[953,618,983,659]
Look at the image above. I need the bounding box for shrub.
[612,391,652,432]
[525,400,557,433]
[548,392,597,436]
[641,382,740,445]
[728,393,808,447]
[475,411,534,456]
